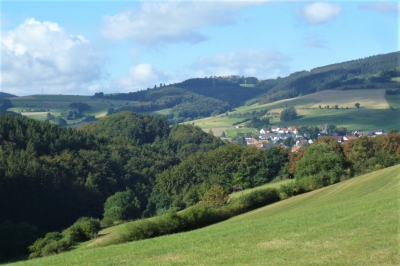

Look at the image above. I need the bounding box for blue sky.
[1,0,399,96]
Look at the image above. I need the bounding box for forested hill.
[253,51,400,103]
[0,92,17,98]
[95,51,399,122]
[0,112,221,227]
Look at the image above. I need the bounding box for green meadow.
[192,89,400,134]
[8,165,399,265]
[228,179,293,199]
[8,95,138,125]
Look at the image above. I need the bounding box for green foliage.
[57,116,67,126]
[295,143,345,186]
[151,145,289,214]
[123,187,281,243]
[280,107,298,122]
[0,98,12,110]
[28,217,100,259]
[202,185,228,207]
[103,189,141,222]
[0,221,39,261]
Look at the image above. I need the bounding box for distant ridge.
[0,92,17,98]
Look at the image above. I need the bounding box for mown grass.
[8,95,138,124]
[9,165,399,266]
[229,179,293,200]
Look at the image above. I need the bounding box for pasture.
[193,89,399,134]
[9,165,400,265]
[7,95,137,125]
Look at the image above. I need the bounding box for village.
[231,125,386,152]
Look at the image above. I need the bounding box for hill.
[0,92,17,98]
[192,88,400,135]
[1,51,399,127]
[8,164,399,265]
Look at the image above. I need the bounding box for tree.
[295,143,345,186]
[280,107,298,122]
[57,117,67,126]
[202,185,227,207]
[103,188,141,222]
[355,103,360,108]
[221,131,226,138]
[107,107,114,116]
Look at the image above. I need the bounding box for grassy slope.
[10,165,400,266]
[7,95,137,125]
[193,89,400,134]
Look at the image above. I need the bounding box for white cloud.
[101,0,263,45]
[190,49,291,79]
[359,0,400,15]
[1,18,105,96]
[111,63,170,92]
[298,2,343,25]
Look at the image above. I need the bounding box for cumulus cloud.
[1,18,104,95]
[298,2,343,25]
[359,0,400,15]
[101,0,263,45]
[190,49,291,79]
[111,63,170,92]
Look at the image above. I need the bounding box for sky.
[0,0,399,96]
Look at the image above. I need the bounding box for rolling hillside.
[2,51,399,128]
[192,88,400,136]
[8,165,399,265]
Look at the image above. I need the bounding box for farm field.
[385,94,400,108]
[9,165,400,266]
[192,89,400,134]
[7,95,137,125]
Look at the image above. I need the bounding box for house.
[288,126,298,134]
[368,130,384,136]
[259,128,269,134]
[246,138,258,145]
[245,134,253,139]
[320,125,328,135]
[278,127,288,134]
[330,135,343,143]
[271,126,280,132]
[308,139,314,144]
[291,146,301,152]
[354,131,364,137]
[343,135,356,141]
[259,133,276,140]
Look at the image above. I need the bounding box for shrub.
[202,185,228,207]
[237,188,280,210]
[279,182,304,200]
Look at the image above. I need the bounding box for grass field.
[7,95,137,124]
[229,179,293,199]
[385,94,400,108]
[193,89,400,134]
[9,165,399,266]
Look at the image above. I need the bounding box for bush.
[202,185,228,207]
[279,182,304,200]
[237,188,280,210]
